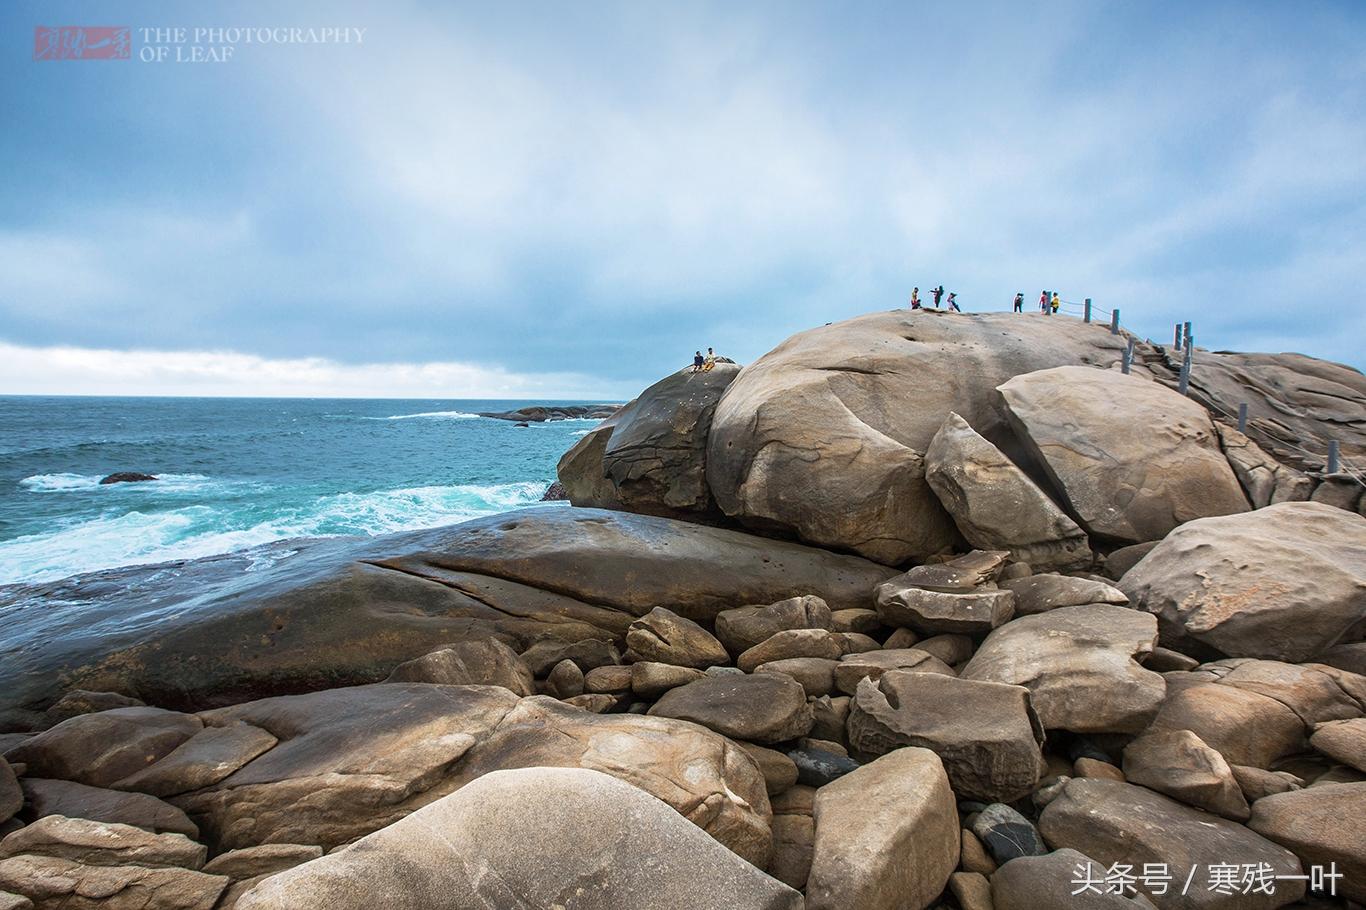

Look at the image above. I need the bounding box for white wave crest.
[19,473,214,493]
[0,480,556,585]
[371,410,482,420]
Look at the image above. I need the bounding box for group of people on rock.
[909,285,960,312]
[1010,291,1060,314]
[691,348,718,373]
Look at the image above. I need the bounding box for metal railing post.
[1084,299,1092,323]
[1178,344,1192,395]
[1183,321,1192,348]
[1110,309,1120,335]
[1174,324,1182,350]
[1327,440,1341,474]
[1237,403,1248,433]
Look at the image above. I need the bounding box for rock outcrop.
[234,768,802,910]
[997,365,1250,544]
[0,507,893,722]
[557,364,739,518]
[706,311,1133,564]
[1120,502,1366,662]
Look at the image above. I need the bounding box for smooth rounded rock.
[649,674,814,746]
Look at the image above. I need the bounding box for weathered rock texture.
[234,768,802,910]
[924,412,1091,569]
[557,364,740,517]
[997,365,1250,544]
[706,311,1134,564]
[0,507,893,722]
[1120,502,1366,663]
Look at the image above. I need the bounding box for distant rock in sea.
[541,481,569,501]
[479,405,620,423]
[98,472,158,484]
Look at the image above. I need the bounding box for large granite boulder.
[847,671,1044,802]
[961,605,1164,733]
[1121,730,1250,821]
[0,815,206,869]
[557,363,740,517]
[0,507,893,721]
[4,708,202,789]
[997,366,1249,544]
[0,855,227,909]
[1216,425,1314,508]
[234,768,802,910]
[447,696,775,867]
[1119,502,1366,662]
[624,607,730,668]
[383,639,535,695]
[1039,779,1304,909]
[924,412,1091,570]
[1248,783,1366,903]
[706,310,1132,564]
[992,849,1158,910]
[1147,683,1306,770]
[20,778,199,837]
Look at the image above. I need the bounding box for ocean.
[0,396,606,586]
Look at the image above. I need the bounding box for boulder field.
[1,310,1364,909]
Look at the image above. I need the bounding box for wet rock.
[234,767,801,910]
[99,472,158,484]
[43,690,146,725]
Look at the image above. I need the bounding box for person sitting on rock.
[703,348,717,372]
[910,287,921,309]
[1013,292,1024,312]
[692,351,704,373]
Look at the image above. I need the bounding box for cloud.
[0,340,628,399]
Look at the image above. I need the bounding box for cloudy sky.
[2,1,1363,398]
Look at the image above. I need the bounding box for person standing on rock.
[1051,292,1061,315]
[947,292,960,312]
[1013,292,1024,312]
[910,287,921,309]
[692,351,704,373]
[932,285,944,308]
[1040,290,1049,313]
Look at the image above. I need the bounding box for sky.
[2,1,1364,399]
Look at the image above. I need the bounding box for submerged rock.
[98,472,158,484]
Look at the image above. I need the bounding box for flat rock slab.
[1120,502,1366,663]
[234,767,802,910]
[875,583,1015,635]
[0,507,893,721]
[1039,778,1304,909]
[649,673,814,747]
[962,604,1164,733]
[5,707,202,789]
[22,778,199,838]
[1001,574,1128,615]
[833,649,955,696]
[997,365,1249,544]
[848,671,1044,802]
[0,814,206,869]
[0,854,227,909]
[112,722,279,798]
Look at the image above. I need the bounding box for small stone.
[1001,574,1127,616]
[1310,718,1366,772]
[876,585,1016,636]
[754,658,838,697]
[629,662,704,698]
[897,551,1010,592]
[833,649,955,696]
[737,629,842,673]
[736,743,799,797]
[1230,765,1302,802]
[1031,776,1070,810]
[788,747,860,788]
[912,634,974,666]
[547,659,586,699]
[562,694,615,713]
[769,815,814,891]
[648,674,814,745]
[770,785,815,817]
[970,804,1047,865]
[830,609,882,635]
[830,632,881,655]
[715,596,833,656]
[583,664,633,695]
[883,628,920,650]
[809,696,850,746]
[949,871,993,910]
[960,827,996,875]
[1122,730,1249,821]
[1072,757,1125,782]
[518,639,620,676]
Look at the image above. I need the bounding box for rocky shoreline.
[477,404,621,422]
[1,309,1364,910]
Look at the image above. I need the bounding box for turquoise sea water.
[0,396,606,586]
